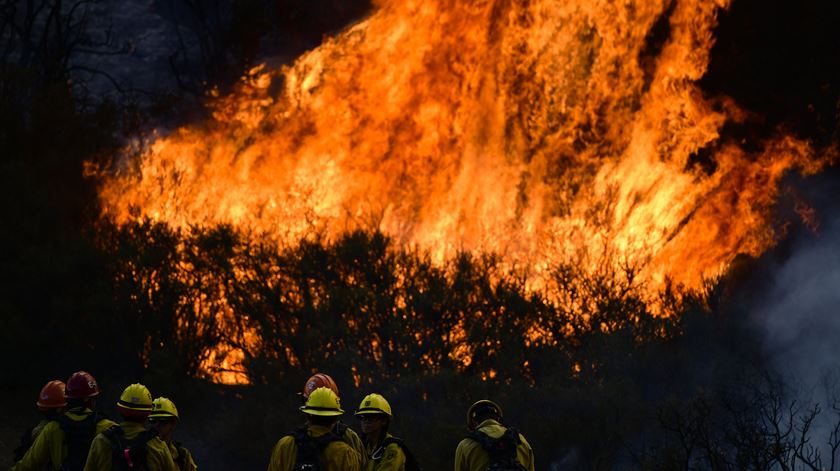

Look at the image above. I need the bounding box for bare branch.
[67,64,124,92]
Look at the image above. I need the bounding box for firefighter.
[355,393,418,471]
[148,397,198,471]
[268,386,361,471]
[454,400,535,471]
[301,373,366,464]
[12,371,116,471]
[83,383,178,471]
[12,379,67,461]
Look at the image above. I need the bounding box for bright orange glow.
[448,321,473,367]
[94,0,831,381]
[200,346,249,385]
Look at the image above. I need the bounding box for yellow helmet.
[355,393,392,417]
[299,387,344,416]
[467,399,503,428]
[149,397,179,421]
[116,383,153,416]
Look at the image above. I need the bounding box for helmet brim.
[65,390,100,400]
[117,400,153,411]
[299,405,344,417]
[36,401,67,409]
[354,408,392,417]
[149,413,178,421]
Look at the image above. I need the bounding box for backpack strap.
[103,425,126,453]
[290,426,310,445]
[503,428,522,446]
[101,425,128,470]
[378,436,405,458]
[57,413,99,471]
[333,421,348,437]
[102,424,123,439]
[133,429,159,468]
[56,412,96,432]
[171,441,191,471]
[379,436,423,471]
[466,429,495,450]
[466,428,521,460]
[103,425,158,470]
[291,427,342,470]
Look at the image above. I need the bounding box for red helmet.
[65,371,101,400]
[36,380,67,410]
[302,373,339,399]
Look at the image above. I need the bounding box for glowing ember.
[95,0,829,382]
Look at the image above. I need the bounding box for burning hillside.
[90,0,834,381]
[96,0,828,292]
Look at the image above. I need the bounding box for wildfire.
[95,0,829,382]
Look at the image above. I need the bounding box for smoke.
[705,0,840,417]
[744,169,840,450]
[755,220,840,392]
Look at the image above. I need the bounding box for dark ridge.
[638,0,676,94]
[701,0,840,147]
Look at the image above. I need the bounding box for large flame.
[96,0,828,381]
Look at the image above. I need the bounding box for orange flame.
[95,0,828,382]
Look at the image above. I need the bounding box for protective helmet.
[36,380,67,410]
[299,387,344,416]
[149,397,179,421]
[355,393,392,417]
[302,373,339,399]
[65,371,101,400]
[116,383,153,418]
[467,399,503,428]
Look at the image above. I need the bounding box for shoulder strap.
[134,429,159,470]
[467,428,525,470]
[103,425,126,463]
[467,428,519,455]
[382,436,401,445]
[311,431,343,450]
[93,412,112,427]
[57,414,99,471]
[290,426,309,444]
[171,441,191,471]
[103,424,124,444]
[56,413,77,430]
[502,428,529,471]
[334,421,348,437]
[292,427,342,470]
[466,429,496,450]
[502,428,522,446]
[104,426,157,471]
[57,412,102,435]
[381,436,423,471]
